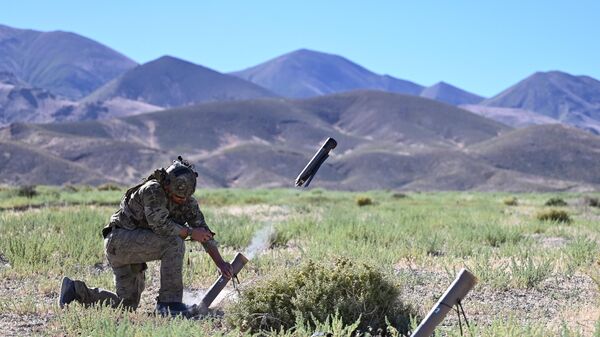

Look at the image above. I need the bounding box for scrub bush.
[227,257,416,334]
[17,185,37,198]
[536,209,571,223]
[545,197,567,207]
[392,192,408,199]
[356,197,373,206]
[583,196,600,208]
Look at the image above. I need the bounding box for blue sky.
[2,1,599,97]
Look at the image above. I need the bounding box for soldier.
[58,157,233,316]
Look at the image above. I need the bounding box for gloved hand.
[218,261,233,279]
[191,227,213,243]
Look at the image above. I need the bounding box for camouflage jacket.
[106,180,216,249]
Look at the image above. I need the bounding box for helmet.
[164,156,198,199]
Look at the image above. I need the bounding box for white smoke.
[182,289,205,305]
[244,224,276,260]
[183,224,276,307]
[183,288,236,307]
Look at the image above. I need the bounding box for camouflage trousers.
[72,227,185,310]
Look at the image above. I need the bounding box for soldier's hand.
[191,227,213,243]
[218,261,233,279]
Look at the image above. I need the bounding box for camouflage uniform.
[71,180,216,310]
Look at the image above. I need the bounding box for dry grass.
[0,188,598,336]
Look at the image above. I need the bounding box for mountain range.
[479,71,600,133]
[1,91,599,192]
[230,49,486,106]
[1,23,600,191]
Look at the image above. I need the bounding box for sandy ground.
[395,266,599,335]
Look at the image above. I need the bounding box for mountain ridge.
[2,91,597,192]
[231,49,424,98]
[482,71,600,125]
[420,81,484,105]
[85,55,278,107]
[0,24,137,99]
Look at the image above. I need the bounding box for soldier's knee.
[166,235,185,253]
[113,265,145,310]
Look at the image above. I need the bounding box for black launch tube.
[200,252,249,309]
[410,268,477,337]
[295,137,337,187]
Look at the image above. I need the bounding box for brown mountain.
[231,49,424,98]
[0,24,136,99]
[85,56,278,108]
[0,91,597,191]
[331,148,586,191]
[0,140,109,185]
[296,91,507,148]
[0,72,161,126]
[481,71,600,133]
[468,124,600,185]
[460,105,562,128]
[420,82,484,106]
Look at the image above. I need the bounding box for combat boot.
[59,276,78,308]
[155,301,193,318]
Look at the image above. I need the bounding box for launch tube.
[189,252,249,317]
[200,252,249,309]
[410,268,477,337]
[295,137,337,187]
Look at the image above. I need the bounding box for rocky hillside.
[0,72,161,126]
[2,91,597,191]
[460,105,561,128]
[0,24,136,99]
[85,56,278,107]
[468,124,600,185]
[481,71,600,133]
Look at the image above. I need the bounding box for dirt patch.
[395,267,599,330]
[214,205,290,223]
[0,277,55,336]
[0,253,8,269]
[0,313,50,337]
[557,304,600,335]
[527,233,570,248]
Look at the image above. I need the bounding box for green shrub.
[356,196,373,207]
[545,197,567,207]
[583,196,600,208]
[17,185,37,198]
[511,256,553,288]
[481,225,522,247]
[564,237,598,273]
[536,209,571,223]
[503,197,518,206]
[227,258,416,334]
[392,192,408,199]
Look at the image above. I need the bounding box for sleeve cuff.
[170,223,186,236]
